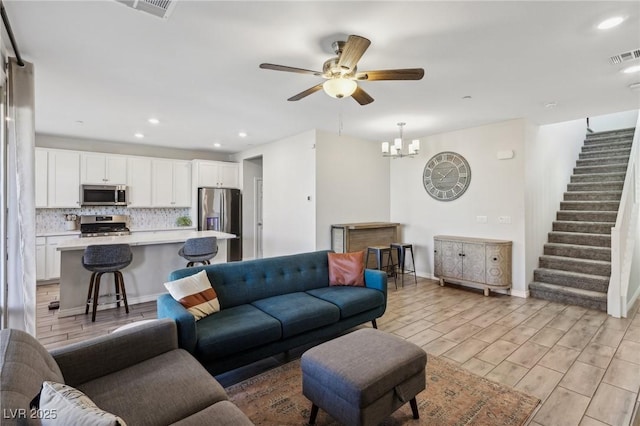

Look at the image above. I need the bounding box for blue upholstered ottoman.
[301,328,427,426]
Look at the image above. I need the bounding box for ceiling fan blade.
[288,83,324,101]
[355,68,425,81]
[337,35,371,72]
[260,63,322,76]
[351,86,374,105]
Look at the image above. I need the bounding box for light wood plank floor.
[36,278,640,426]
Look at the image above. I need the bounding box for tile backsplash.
[36,207,191,234]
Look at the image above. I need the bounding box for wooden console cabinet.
[433,235,512,296]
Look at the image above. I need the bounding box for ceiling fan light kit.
[323,78,357,98]
[382,122,420,159]
[260,34,424,105]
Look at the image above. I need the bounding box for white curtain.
[3,58,36,333]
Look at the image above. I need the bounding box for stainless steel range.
[80,215,131,238]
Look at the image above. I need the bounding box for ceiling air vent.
[115,0,176,20]
[609,49,640,65]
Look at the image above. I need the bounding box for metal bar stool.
[179,237,218,267]
[365,245,396,283]
[82,244,132,322]
[391,242,417,287]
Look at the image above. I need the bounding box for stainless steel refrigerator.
[198,187,242,261]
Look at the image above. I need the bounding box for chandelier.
[381,122,420,158]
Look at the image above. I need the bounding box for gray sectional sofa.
[0,319,253,426]
[158,250,388,374]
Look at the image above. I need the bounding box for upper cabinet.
[127,156,153,207]
[35,148,48,208]
[193,160,239,188]
[47,149,81,208]
[81,153,128,184]
[152,159,192,207]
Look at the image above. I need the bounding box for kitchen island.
[56,230,235,317]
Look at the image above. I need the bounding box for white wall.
[233,130,316,257]
[589,109,639,132]
[390,119,528,295]
[315,130,390,250]
[524,119,586,295]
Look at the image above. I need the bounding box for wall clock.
[423,151,471,201]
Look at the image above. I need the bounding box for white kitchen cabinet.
[35,148,48,208]
[193,160,239,188]
[47,149,81,208]
[81,153,128,184]
[36,237,46,281]
[434,235,512,296]
[152,159,191,207]
[45,234,79,280]
[127,156,153,207]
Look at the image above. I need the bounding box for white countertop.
[56,230,236,251]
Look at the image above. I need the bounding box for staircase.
[529,127,635,311]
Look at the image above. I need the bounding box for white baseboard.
[510,288,530,299]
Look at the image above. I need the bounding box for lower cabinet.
[433,235,512,296]
[37,234,79,281]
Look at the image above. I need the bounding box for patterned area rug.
[226,356,539,426]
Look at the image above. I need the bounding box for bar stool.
[365,245,396,281]
[179,237,218,267]
[391,242,417,287]
[82,244,132,322]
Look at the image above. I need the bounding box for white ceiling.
[4,1,640,154]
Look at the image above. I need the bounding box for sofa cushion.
[251,292,340,338]
[0,329,64,424]
[195,304,282,360]
[168,250,332,308]
[170,401,254,426]
[37,381,126,426]
[306,287,385,319]
[328,251,365,286]
[78,349,228,426]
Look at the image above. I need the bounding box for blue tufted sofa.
[157,250,387,374]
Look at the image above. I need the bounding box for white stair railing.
[608,115,639,318]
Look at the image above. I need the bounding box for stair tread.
[529,282,608,298]
[550,231,611,237]
[539,255,611,266]
[563,191,622,195]
[545,242,611,250]
[535,267,609,280]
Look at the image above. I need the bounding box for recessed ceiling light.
[238,131,248,138]
[134,133,144,138]
[544,101,557,108]
[622,65,640,74]
[148,118,160,125]
[597,16,624,30]
[462,95,472,100]
[213,143,221,148]
[629,82,640,91]
[75,120,84,124]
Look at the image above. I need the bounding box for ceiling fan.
[259,35,424,105]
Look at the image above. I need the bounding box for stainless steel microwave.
[80,184,128,206]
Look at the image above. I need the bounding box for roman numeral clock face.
[423,151,471,201]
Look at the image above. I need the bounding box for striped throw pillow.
[164,270,220,320]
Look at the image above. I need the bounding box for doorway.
[255,177,263,258]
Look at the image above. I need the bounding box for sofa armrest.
[51,318,178,387]
[364,268,387,296]
[157,293,197,354]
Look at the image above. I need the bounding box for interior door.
[255,178,263,259]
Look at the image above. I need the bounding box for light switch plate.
[498,216,512,224]
[476,215,488,223]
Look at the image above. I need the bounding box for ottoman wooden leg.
[309,404,319,425]
[371,319,378,329]
[410,397,419,419]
